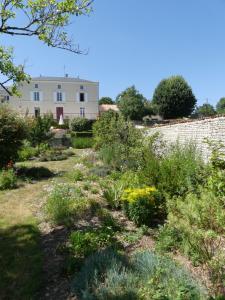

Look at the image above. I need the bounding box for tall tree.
[152,76,196,119]
[0,0,93,95]
[216,97,225,114]
[116,86,147,120]
[99,97,114,105]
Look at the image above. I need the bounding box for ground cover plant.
[72,249,206,300]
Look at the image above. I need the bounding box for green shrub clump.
[69,227,115,259]
[45,184,86,226]
[71,136,93,149]
[0,169,17,190]
[70,117,93,132]
[28,114,53,146]
[18,140,39,161]
[0,106,27,168]
[93,111,142,170]
[72,249,206,300]
[121,186,162,226]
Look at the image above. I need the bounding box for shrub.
[28,114,53,146]
[140,140,205,198]
[0,169,17,190]
[121,187,161,226]
[18,140,39,161]
[72,249,206,300]
[67,169,84,182]
[0,106,27,168]
[38,148,73,162]
[69,227,116,259]
[71,136,93,149]
[89,165,111,178]
[158,189,225,296]
[70,117,92,132]
[45,184,84,226]
[93,112,142,170]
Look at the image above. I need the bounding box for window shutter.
[30,91,34,101]
[63,92,66,102]
[40,91,43,101]
[76,92,79,102]
[53,92,57,102]
[85,93,88,102]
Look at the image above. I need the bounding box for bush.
[71,137,93,149]
[70,117,93,132]
[121,187,161,226]
[72,249,206,300]
[28,114,53,146]
[18,140,39,161]
[103,181,124,209]
[0,106,27,168]
[139,139,205,198]
[158,189,225,296]
[0,169,17,190]
[38,148,73,162]
[69,227,115,259]
[93,112,142,170]
[45,184,78,226]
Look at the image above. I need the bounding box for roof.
[31,76,98,84]
[99,104,119,112]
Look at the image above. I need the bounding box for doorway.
[56,107,63,121]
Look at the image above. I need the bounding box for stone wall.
[146,117,225,161]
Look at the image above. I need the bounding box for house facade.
[2,76,99,120]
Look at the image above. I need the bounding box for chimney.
[65,73,69,78]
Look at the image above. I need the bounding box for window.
[34,91,40,101]
[35,84,38,88]
[4,95,9,101]
[80,107,85,117]
[57,92,62,102]
[80,85,84,90]
[58,84,61,89]
[34,107,40,118]
[79,92,85,102]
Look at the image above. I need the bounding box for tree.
[152,76,196,119]
[195,103,216,117]
[0,0,93,95]
[216,98,225,114]
[116,86,147,120]
[99,97,114,105]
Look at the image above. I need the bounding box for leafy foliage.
[28,114,53,146]
[195,103,216,117]
[99,97,114,105]
[72,249,206,300]
[116,86,147,120]
[71,136,93,149]
[152,75,197,119]
[0,169,17,190]
[70,117,93,132]
[121,187,161,226]
[93,111,142,170]
[0,106,27,168]
[216,97,225,114]
[0,0,93,93]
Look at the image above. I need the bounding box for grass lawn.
[0,152,79,299]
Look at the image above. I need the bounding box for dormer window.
[35,84,38,89]
[80,85,84,90]
[58,84,61,89]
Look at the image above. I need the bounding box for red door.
[56,107,63,121]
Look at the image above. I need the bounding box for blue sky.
[2,0,225,105]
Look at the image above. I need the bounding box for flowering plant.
[122,187,156,203]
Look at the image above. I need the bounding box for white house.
[1,75,99,120]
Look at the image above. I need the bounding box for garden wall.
[146,117,225,161]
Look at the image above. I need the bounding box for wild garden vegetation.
[0,108,224,299]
